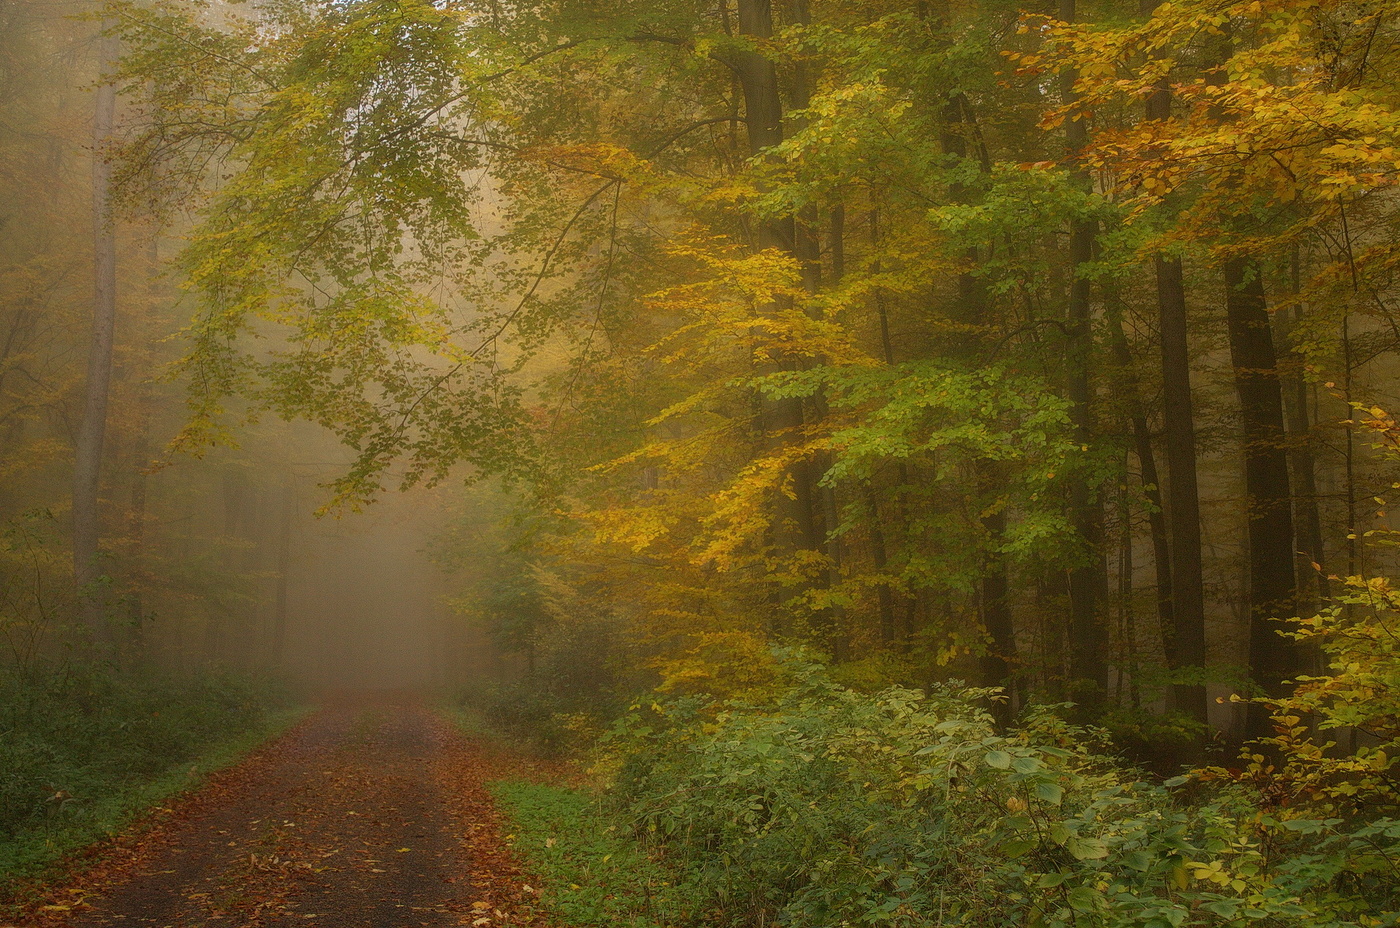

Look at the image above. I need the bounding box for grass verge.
[0,703,309,902]
[490,779,699,928]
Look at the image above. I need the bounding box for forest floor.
[7,693,558,928]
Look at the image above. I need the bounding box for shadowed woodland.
[2,0,1400,925]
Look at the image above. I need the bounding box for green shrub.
[606,655,1397,928]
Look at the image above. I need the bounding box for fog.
[281,486,457,690]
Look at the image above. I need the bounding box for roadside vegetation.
[0,669,295,898]
[484,623,1398,928]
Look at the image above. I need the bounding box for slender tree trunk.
[1104,290,1174,667]
[869,212,917,650]
[1140,0,1209,727]
[733,1,786,240]
[979,498,1016,727]
[1223,257,1299,740]
[923,0,1018,704]
[73,24,119,652]
[126,390,150,655]
[1117,465,1142,709]
[820,205,848,658]
[1060,0,1107,707]
[1155,256,1209,727]
[864,485,898,647]
[1285,370,1326,605]
[787,3,835,648]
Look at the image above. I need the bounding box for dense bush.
[606,656,1397,928]
[0,667,277,846]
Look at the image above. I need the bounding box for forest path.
[31,695,549,928]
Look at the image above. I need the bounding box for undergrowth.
[487,651,1398,928]
[0,666,297,893]
[603,657,1397,928]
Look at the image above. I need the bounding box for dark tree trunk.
[868,212,918,650]
[1223,257,1299,740]
[1139,0,1210,727]
[865,485,898,648]
[1279,253,1327,614]
[819,206,848,658]
[1156,256,1210,727]
[1060,0,1107,708]
[125,391,150,657]
[924,0,1018,705]
[979,499,1016,727]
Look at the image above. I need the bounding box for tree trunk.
[73,24,119,652]
[1223,257,1299,740]
[1279,252,1327,615]
[1060,0,1107,708]
[1140,0,1210,727]
[979,499,1016,727]
[125,389,150,656]
[1156,255,1210,727]
[868,212,917,650]
[922,0,1018,705]
[732,0,825,608]
[1104,290,1174,671]
[864,485,898,648]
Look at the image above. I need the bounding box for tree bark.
[1223,257,1299,739]
[1060,0,1107,708]
[1156,256,1210,726]
[73,24,119,651]
[1279,253,1327,614]
[868,212,918,650]
[1142,0,1209,732]
[921,0,1018,705]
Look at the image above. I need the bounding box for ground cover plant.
[0,667,291,891]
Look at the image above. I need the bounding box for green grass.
[491,779,701,928]
[0,670,306,900]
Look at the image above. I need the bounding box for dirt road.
[33,696,548,928]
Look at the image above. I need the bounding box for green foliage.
[492,779,700,928]
[112,0,537,507]
[0,668,290,886]
[762,360,1081,562]
[1239,571,1400,816]
[605,655,1398,928]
